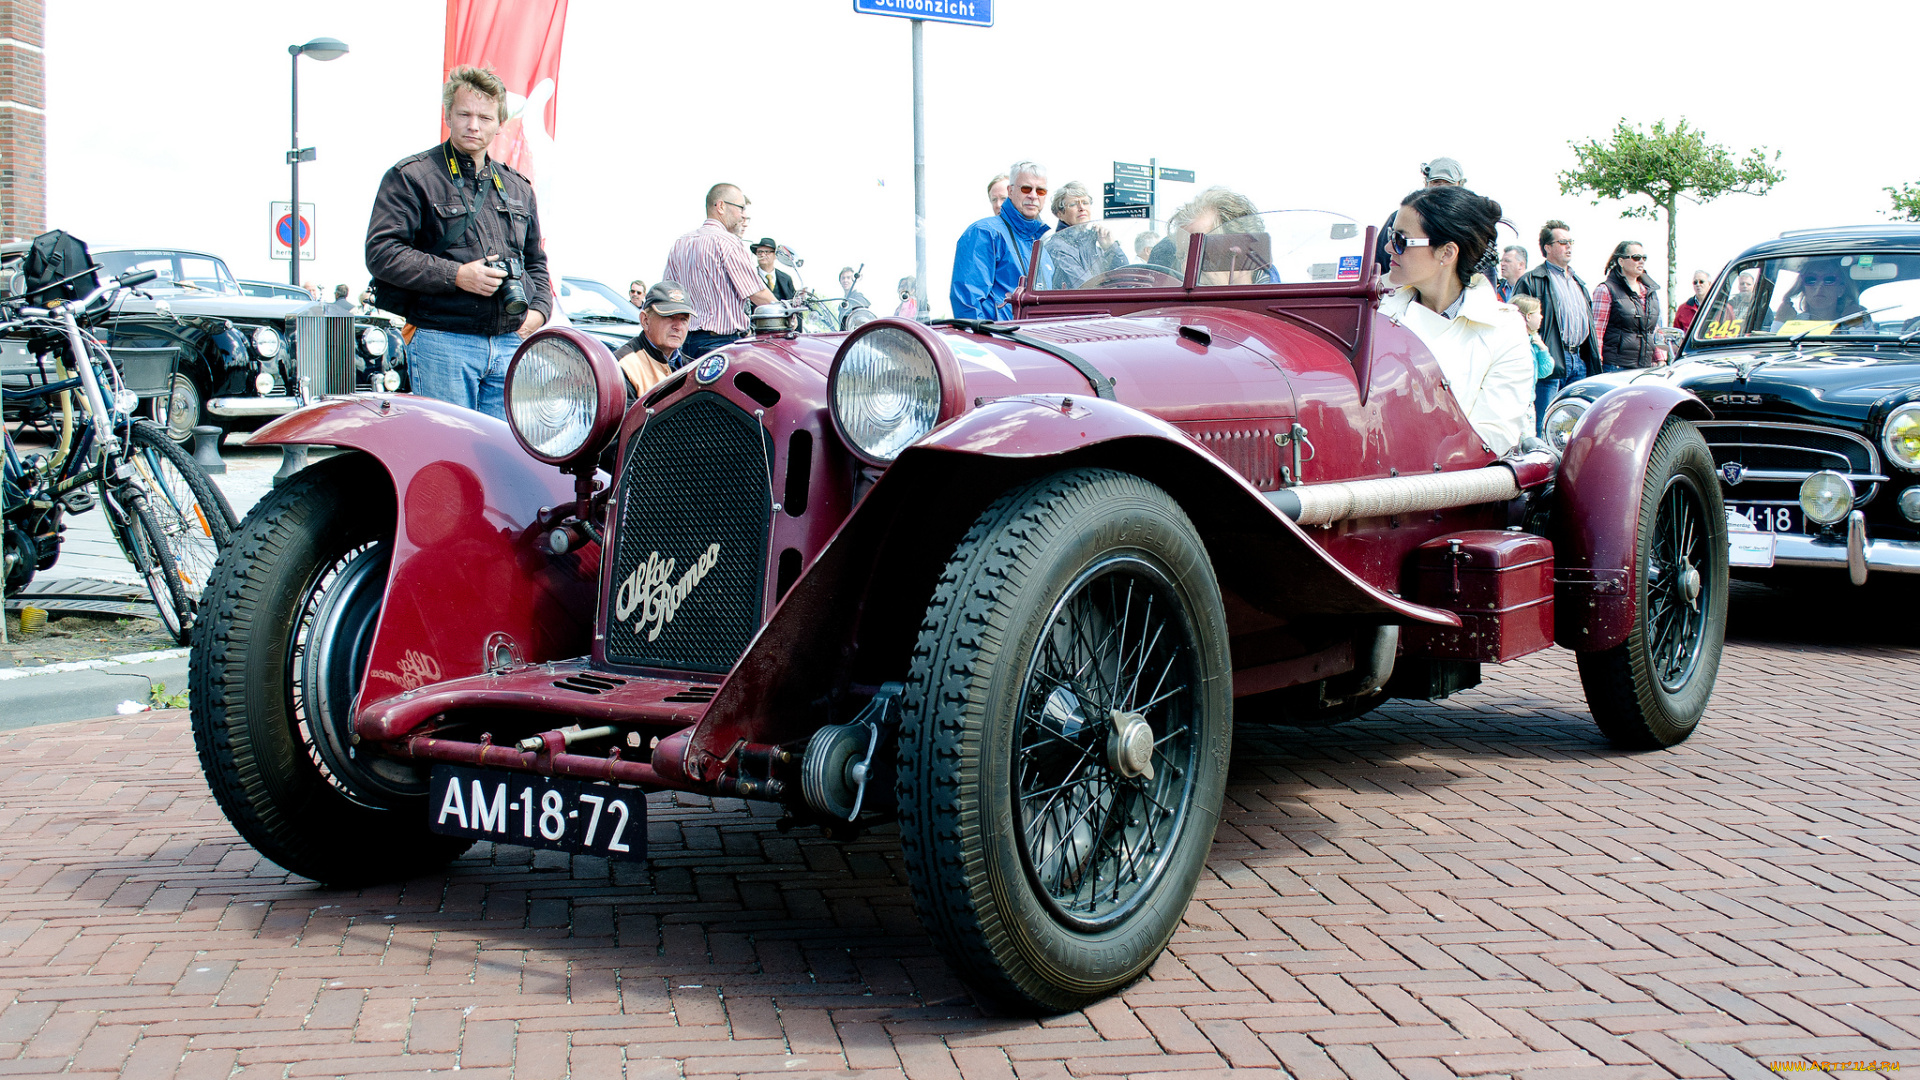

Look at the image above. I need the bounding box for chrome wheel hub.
[1107,709,1156,781]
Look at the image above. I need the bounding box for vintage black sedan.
[1544,225,1920,585]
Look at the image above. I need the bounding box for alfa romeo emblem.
[693,354,728,385]
[1721,462,1746,486]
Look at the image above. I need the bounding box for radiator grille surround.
[604,393,772,673]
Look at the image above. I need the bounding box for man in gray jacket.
[365,65,551,419]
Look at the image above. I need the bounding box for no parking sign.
[270,201,317,261]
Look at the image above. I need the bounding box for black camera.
[487,254,528,317]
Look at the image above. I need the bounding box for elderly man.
[951,160,1051,320]
[614,281,694,398]
[664,183,775,360]
[1496,245,1528,302]
[752,238,797,301]
[1044,182,1128,289]
[987,174,1009,216]
[1511,220,1599,432]
[365,65,551,419]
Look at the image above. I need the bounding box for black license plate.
[428,765,646,861]
[1730,503,1802,534]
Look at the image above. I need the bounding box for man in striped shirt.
[664,183,776,361]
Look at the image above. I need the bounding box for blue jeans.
[683,330,741,362]
[1533,356,1587,435]
[407,327,520,420]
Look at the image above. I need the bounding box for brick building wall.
[0,0,45,242]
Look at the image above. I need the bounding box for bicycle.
[2,266,237,644]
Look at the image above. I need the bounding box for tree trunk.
[1664,197,1679,318]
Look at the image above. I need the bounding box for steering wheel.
[1077,265,1183,289]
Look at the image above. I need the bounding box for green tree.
[1888,183,1920,222]
[1559,119,1785,313]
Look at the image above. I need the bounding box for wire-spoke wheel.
[1578,419,1727,748]
[898,468,1231,1014]
[119,492,188,643]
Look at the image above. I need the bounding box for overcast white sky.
[45,0,1919,317]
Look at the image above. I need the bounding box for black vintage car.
[1544,225,1920,585]
[0,245,407,442]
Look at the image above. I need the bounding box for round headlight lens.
[1882,403,1920,471]
[831,326,941,462]
[381,370,402,393]
[251,326,283,359]
[1799,470,1855,525]
[1542,398,1589,452]
[361,326,388,358]
[508,335,598,461]
[253,371,275,395]
[1899,486,1920,523]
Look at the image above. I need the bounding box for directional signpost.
[853,0,994,314]
[1105,161,1194,226]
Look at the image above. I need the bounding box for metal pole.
[1149,156,1156,231]
[911,19,927,314]
[289,48,300,287]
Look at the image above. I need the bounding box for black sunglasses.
[1385,229,1436,256]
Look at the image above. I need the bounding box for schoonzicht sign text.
[852,0,993,28]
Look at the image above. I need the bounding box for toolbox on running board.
[1403,530,1555,663]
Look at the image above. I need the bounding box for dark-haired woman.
[1591,241,1663,370]
[1378,186,1535,455]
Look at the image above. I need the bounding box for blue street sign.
[1104,205,1152,219]
[852,0,992,27]
[1108,177,1154,195]
[1158,167,1195,183]
[1113,161,1153,180]
[1103,188,1151,207]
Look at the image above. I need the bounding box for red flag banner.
[442,0,568,183]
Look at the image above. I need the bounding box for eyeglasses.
[1551,237,1576,246]
[1385,230,1435,255]
[721,200,748,213]
[1019,184,1048,196]
[1803,274,1841,287]
[1622,254,1648,262]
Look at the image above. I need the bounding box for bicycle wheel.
[120,491,192,643]
[123,418,235,614]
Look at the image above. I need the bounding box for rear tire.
[125,418,234,636]
[897,468,1232,1014]
[189,454,471,885]
[120,492,189,643]
[1577,419,1727,749]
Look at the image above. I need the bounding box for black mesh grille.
[605,394,771,673]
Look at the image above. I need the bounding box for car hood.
[115,295,315,323]
[1562,347,1920,421]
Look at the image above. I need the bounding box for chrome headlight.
[1799,470,1854,525]
[360,326,388,358]
[253,371,275,395]
[830,324,947,463]
[1898,487,1920,523]
[251,326,283,359]
[504,328,623,467]
[1883,403,1920,471]
[1541,398,1589,452]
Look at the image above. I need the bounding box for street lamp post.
[287,36,348,289]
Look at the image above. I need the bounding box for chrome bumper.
[1769,511,1920,584]
[206,395,299,418]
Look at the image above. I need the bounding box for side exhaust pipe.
[1263,464,1524,526]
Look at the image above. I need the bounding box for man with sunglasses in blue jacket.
[951,160,1052,320]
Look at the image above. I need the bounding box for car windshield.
[1692,250,1920,343]
[93,249,241,296]
[1033,202,1365,291]
[560,277,639,322]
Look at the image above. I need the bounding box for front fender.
[250,397,599,716]
[672,394,1458,784]
[1551,382,1711,652]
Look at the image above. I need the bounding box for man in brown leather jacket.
[365,66,551,419]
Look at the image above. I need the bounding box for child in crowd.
[1512,294,1554,383]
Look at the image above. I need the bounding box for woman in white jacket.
[1377,186,1535,456]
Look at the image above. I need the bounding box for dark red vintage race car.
[189,210,1728,1013]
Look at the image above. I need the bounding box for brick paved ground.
[0,585,1915,1079]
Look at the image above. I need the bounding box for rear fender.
[249,397,599,718]
[1550,383,1711,652]
[671,394,1459,784]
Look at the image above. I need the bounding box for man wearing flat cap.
[751,238,797,301]
[615,281,695,400]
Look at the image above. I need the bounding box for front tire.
[1577,419,1727,748]
[189,454,471,885]
[897,468,1232,1014]
[125,418,235,640]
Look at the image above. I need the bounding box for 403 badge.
[428,765,647,860]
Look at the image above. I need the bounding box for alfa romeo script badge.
[693,354,728,385]
[1720,462,1746,486]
